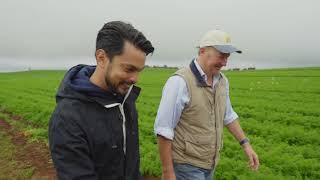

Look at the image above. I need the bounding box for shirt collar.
[191,58,221,88]
[194,58,207,81]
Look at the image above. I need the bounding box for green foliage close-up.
[0,67,319,179]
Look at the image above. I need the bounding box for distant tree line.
[227,67,256,71]
[145,65,256,71]
[145,65,179,69]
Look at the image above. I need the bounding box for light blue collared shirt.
[154,59,239,140]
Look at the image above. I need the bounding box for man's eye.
[125,68,134,73]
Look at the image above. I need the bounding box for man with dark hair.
[49,21,154,180]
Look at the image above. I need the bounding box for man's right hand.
[162,170,176,180]
[157,135,176,180]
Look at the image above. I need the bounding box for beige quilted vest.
[172,66,227,169]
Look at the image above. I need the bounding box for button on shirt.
[154,59,239,140]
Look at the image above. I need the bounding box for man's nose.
[129,73,139,84]
[221,57,228,66]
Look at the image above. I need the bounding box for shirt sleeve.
[223,78,239,125]
[154,75,190,140]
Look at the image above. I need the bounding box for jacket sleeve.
[49,112,98,180]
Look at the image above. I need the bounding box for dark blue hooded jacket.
[49,64,141,180]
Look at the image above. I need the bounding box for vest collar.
[189,59,224,88]
[189,59,211,87]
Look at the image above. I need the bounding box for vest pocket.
[184,135,216,161]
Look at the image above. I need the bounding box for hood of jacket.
[56,64,141,106]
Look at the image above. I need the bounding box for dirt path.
[0,111,160,180]
[0,118,57,180]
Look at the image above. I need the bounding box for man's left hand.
[242,144,259,171]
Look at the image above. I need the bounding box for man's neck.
[196,57,214,86]
[89,69,108,91]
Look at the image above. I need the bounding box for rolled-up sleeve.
[223,78,239,125]
[154,75,189,140]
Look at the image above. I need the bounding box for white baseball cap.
[197,29,242,54]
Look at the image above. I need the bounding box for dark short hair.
[96,21,154,60]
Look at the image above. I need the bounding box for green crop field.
[0,67,319,179]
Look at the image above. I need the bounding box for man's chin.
[213,68,221,74]
[117,87,129,95]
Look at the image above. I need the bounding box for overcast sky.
[1,0,320,71]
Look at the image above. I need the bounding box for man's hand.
[162,169,176,180]
[226,120,260,171]
[242,144,259,171]
[157,135,176,180]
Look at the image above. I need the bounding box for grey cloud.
[0,0,319,70]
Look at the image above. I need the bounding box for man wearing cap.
[154,30,259,180]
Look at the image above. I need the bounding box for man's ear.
[199,48,206,54]
[95,49,109,68]
[198,47,206,56]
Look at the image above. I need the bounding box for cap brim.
[213,45,242,54]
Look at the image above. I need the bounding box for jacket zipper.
[104,85,133,155]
